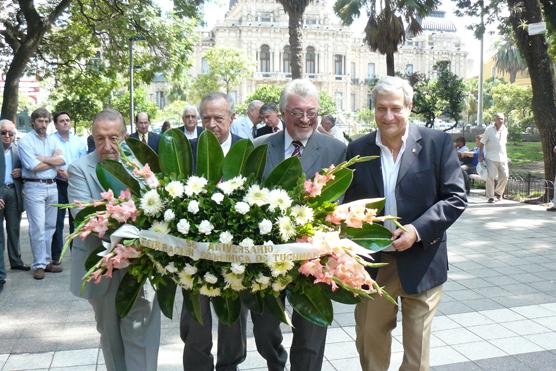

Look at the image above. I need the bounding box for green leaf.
[182,290,203,325]
[287,284,333,327]
[96,160,140,197]
[362,198,386,213]
[241,291,264,314]
[320,283,361,304]
[242,145,267,181]
[263,156,303,191]
[158,128,193,178]
[116,273,145,318]
[222,139,253,180]
[342,223,392,252]
[125,137,160,173]
[315,168,353,203]
[196,130,224,183]
[74,205,104,226]
[212,296,241,325]
[84,246,105,271]
[264,294,292,327]
[155,276,177,319]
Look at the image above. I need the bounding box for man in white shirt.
[230,100,263,140]
[479,113,508,203]
[179,105,203,140]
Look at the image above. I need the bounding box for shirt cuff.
[407,224,421,242]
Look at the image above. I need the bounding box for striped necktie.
[291,141,303,157]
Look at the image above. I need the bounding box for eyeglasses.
[286,110,318,119]
[0,131,15,137]
[184,115,197,119]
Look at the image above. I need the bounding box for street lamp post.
[129,35,145,134]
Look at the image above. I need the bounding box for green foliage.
[111,88,159,125]
[237,84,283,114]
[222,140,254,180]
[355,108,376,133]
[490,83,534,140]
[190,74,223,105]
[507,142,544,166]
[159,100,188,124]
[158,129,193,178]
[116,273,146,318]
[318,92,336,116]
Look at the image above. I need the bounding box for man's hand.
[53,148,62,157]
[57,169,68,180]
[391,224,418,252]
[0,198,5,210]
[12,168,21,178]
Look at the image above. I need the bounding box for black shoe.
[547,206,556,212]
[0,281,4,294]
[495,193,502,201]
[12,264,31,271]
[488,198,496,203]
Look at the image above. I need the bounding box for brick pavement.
[1,192,555,370]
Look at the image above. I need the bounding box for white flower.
[244,185,270,206]
[163,209,175,222]
[199,285,221,297]
[251,282,264,292]
[255,273,271,285]
[164,262,178,273]
[140,189,163,216]
[234,201,250,215]
[289,205,314,225]
[204,272,218,284]
[178,271,194,289]
[264,240,275,246]
[228,175,246,189]
[182,263,197,275]
[223,272,244,291]
[145,176,160,189]
[198,220,214,235]
[277,216,296,242]
[150,221,169,234]
[219,231,234,244]
[230,263,245,275]
[177,219,190,236]
[217,176,246,195]
[185,176,208,196]
[258,219,273,235]
[187,200,199,214]
[267,260,295,277]
[211,192,224,204]
[272,280,288,292]
[239,238,254,248]
[165,181,185,198]
[268,189,292,212]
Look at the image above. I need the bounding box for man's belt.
[23,178,56,184]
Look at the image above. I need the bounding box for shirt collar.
[221,133,232,155]
[375,125,409,151]
[284,128,309,151]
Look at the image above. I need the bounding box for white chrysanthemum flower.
[140,189,164,216]
[185,176,208,196]
[165,181,185,198]
[267,260,295,277]
[164,262,178,273]
[211,192,224,205]
[182,263,197,275]
[204,272,218,284]
[239,238,254,248]
[178,271,194,289]
[230,263,245,275]
[251,282,263,292]
[199,285,221,297]
[228,175,246,189]
[223,272,244,291]
[272,280,288,292]
[255,273,271,285]
[198,220,214,235]
[268,189,292,212]
[219,231,234,244]
[258,219,273,235]
[164,209,175,222]
[187,200,200,214]
[289,205,314,225]
[177,219,190,236]
[277,216,296,242]
[234,201,250,215]
[217,176,246,195]
[264,240,275,246]
[150,221,169,234]
[243,185,270,206]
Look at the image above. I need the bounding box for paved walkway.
[1,193,555,371]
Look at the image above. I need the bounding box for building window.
[305,16,318,25]
[306,46,316,74]
[367,63,375,79]
[260,45,270,73]
[283,46,291,73]
[351,62,356,79]
[335,92,343,110]
[351,93,356,112]
[406,64,414,75]
[259,12,272,22]
[156,91,166,109]
[201,58,209,74]
[335,55,344,75]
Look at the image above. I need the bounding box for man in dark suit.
[343,76,467,371]
[130,112,160,152]
[253,79,346,371]
[180,92,245,371]
[179,105,203,141]
[256,103,282,137]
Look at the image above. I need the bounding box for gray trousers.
[89,270,161,371]
[0,187,24,268]
[23,182,57,270]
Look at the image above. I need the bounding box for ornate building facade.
[189,0,468,112]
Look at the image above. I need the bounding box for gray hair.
[30,107,51,123]
[0,119,15,128]
[92,109,125,135]
[199,92,235,118]
[279,79,319,113]
[259,102,278,115]
[371,76,414,107]
[247,100,264,113]
[182,104,198,118]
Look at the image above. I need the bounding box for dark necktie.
[273,127,279,133]
[252,126,258,138]
[291,141,303,158]
[142,135,147,144]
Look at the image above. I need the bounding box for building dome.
[420,11,457,32]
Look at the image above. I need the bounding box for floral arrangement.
[61,130,396,326]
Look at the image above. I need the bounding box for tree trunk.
[287,10,304,79]
[507,0,556,189]
[509,70,517,83]
[386,53,395,76]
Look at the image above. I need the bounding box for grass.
[507,141,543,167]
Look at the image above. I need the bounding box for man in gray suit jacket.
[252,79,346,371]
[68,109,161,371]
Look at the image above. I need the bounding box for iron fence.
[505,174,554,202]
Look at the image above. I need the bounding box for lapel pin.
[412,148,416,153]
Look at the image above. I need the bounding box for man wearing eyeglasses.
[179,105,203,140]
[0,119,29,294]
[252,79,346,371]
[18,108,65,280]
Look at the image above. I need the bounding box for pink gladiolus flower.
[119,189,132,200]
[299,259,324,277]
[79,230,92,239]
[102,255,114,278]
[90,269,103,284]
[134,164,160,189]
[84,214,109,238]
[106,200,137,223]
[100,189,114,201]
